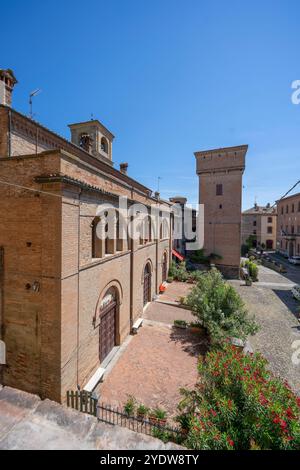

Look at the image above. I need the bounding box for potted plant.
[174,319,187,329]
[136,404,149,420]
[153,408,167,426]
[175,413,190,436]
[167,276,174,283]
[123,396,136,417]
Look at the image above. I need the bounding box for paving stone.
[99,323,207,418]
[230,265,300,395]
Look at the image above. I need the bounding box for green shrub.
[153,408,167,420]
[169,261,189,282]
[245,260,259,281]
[123,396,136,416]
[174,319,188,328]
[177,345,300,450]
[137,404,149,417]
[186,269,258,344]
[189,249,209,264]
[188,270,204,283]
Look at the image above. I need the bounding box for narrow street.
[230,263,300,395]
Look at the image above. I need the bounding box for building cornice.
[68,120,115,140]
[194,145,248,158]
[0,104,152,196]
[276,192,300,204]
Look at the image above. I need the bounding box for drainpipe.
[8,109,12,157]
[130,232,134,330]
[76,188,82,388]
[155,203,159,294]
[0,247,4,384]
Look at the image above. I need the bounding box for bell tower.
[68,119,114,166]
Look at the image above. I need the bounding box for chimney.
[0,69,17,107]
[120,162,128,175]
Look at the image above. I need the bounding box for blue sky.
[2,0,300,209]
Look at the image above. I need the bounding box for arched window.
[116,211,127,251]
[160,218,169,240]
[92,216,103,258]
[79,133,92,152]
[101,137,108,153]
[138,215,152,245]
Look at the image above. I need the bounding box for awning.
[172,249,184,261]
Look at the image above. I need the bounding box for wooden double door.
[99,301,116,362]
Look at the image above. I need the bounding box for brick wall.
[0,147,172,403]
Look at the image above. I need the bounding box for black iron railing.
[97,403,183,444]
[66,390,98,417]
[66,391,184,444]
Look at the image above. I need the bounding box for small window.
[267,217,272,223]
[267,226,273,234]
[216,184,223,196]
[253,221,257,227]
[101,137,108,153]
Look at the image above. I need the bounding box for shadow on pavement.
[169,327,209,358]
[273,288,300,322]
[268,254,300,285]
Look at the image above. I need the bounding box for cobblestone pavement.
[268,253,300,285]
[237,264,297,289]
[99,323,207,417]
[144,302,195,325]
[230,265,300,394]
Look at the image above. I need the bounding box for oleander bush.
[177,345,300,450]
[186,269,259,344]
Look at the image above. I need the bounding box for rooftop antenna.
[157,176,162,193]
[29,89,42,119]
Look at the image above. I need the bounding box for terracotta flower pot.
[149,416,158,425]
[157,418,167,427]
[137,413,146,421]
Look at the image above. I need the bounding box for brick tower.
[195,145,248,278]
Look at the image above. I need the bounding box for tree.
[186,269,258,343]
[245,234,256,250]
